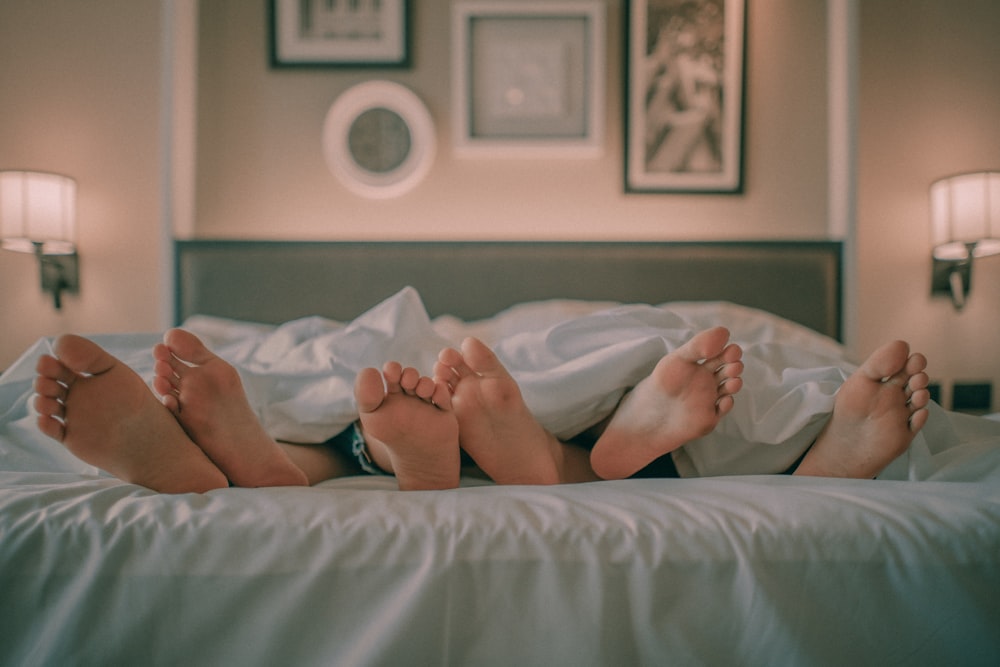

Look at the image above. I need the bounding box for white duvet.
[2,287,998,481]
[2,289,999,667]
[26,286,984,480]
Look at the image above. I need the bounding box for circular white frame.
[322,81,436,199]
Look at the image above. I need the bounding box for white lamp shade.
[0,171,77,255]
[930,171,1000,260]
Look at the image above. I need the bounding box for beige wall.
[0,1,163,368]
[858,0,1000,410]
[194,0,829,241]
[1,1,998,413]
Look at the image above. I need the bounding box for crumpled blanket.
[174,287,986,480]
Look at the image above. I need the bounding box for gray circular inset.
[348,107,412,174]
[322,81,436,198]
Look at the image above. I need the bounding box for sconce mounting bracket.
[39,253,80,309]
[931,257,970,295]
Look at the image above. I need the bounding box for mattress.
[2,291,999,666]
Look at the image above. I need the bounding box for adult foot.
[354,361,460,490]
[33,334,228,493]
[589,326,744,480]
[795,340,930,479]
[153,328,308,488]
[435,337,593,485]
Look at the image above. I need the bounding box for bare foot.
[33,334,228,493]
[795,340,930,479]
[435,337,596,485]
[589,327,744,480]
[153,329,308,488]
[355,361,461,490]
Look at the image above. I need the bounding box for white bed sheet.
[2,291,1000,666]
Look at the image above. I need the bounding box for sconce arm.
[34,243,79,311]
[931,254,971,311]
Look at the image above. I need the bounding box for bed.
[2,240,999,667]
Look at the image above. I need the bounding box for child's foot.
[33,335,228,493]
[435,337,585,485]
[795,340,930,479]
[589,327,744,480]
[354,362,460,490]
[153,329,308,488]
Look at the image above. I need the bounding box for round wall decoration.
[322,80,436,199]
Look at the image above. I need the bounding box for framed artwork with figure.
[625,0,746,193]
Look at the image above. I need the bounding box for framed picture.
[625,0,746,193]
[270,0,410,67]
[321,81,436,198]
[452,1,605,157]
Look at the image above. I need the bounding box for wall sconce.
[0,170,79,310]
[930,171,1000,310]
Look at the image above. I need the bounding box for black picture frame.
[624,0,746,193]
[269,0,410,68]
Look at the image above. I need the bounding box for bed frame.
[175,240,842,339]
[7,239,1000,667]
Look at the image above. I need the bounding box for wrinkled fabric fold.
[175,287,944,479]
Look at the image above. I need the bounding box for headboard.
[175,240,842,340]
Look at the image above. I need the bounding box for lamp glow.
[0,170,79,309]
[930,171,1000,260]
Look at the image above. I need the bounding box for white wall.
[193,0,830,241]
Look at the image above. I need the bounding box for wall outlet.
[952,382,993,413]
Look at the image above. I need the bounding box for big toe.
[860,340,911,381]
[680,327,731,362]
[163,328,216,365]
[460,337,508,377]
[52,335,116,376]
[354,367,387,413]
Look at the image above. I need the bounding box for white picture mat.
[452,1,605,158]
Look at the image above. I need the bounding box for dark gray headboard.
[175,240,842,340]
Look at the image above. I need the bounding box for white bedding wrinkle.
[2,289,999,666]
[174,288,961,479]
[0,287,993,480]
